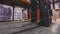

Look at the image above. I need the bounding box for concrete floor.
[0,19,60,34]
[15,25,54,34]
[14,19,60,34]
[0,21,31,34]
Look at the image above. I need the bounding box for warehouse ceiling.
[0,0,14,6]
[0,0,59,7]
[0,0,31,7]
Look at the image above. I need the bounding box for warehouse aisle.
[14,19,60,34]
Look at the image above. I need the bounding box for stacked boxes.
[3,5,13,21]
[0,4,28,22]
[0,4,13,21]
[0,4,5,21]
[14,6,28,21]
[14,7,23,21]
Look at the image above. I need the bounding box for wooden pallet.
[13,19,30,22]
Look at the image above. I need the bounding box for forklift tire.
[37,17,51,27]
[43,17,51,27]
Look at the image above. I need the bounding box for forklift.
[0,0,52,27]
[29,0,52,27]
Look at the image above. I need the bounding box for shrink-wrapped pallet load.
[14,6,23,21]
[0,4,5,21]
[0,4,13,21]
[22,8,28,20]
[3,5,13,21]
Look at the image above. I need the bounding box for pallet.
[13,19,30,22]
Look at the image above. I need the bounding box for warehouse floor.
[13,19,60,34]
[0,19,60,34]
